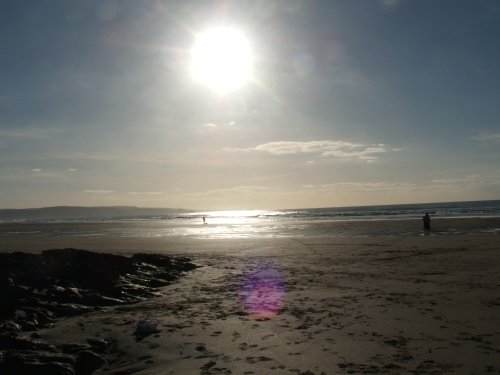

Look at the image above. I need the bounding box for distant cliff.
[0,206,192,221]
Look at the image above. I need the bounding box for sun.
[190,27,253,93]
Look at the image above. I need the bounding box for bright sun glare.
[190,27,253,93]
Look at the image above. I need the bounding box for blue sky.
[1,0,500,209]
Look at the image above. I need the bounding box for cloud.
[317,181,417,192]
[471,133,500,142]
[0,168,61,181]
[302,174,500,194]
[128,191,163,195]
[0,127,61,140]
[201,121,236,132]
[68,168,77,172]
[83,189,114,194]
[226,140,392,162]
[0,95,14,105]
[430,174,500,188]
[187,185,270,198]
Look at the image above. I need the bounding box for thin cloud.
[0,127,61,140]
[318,181,417,192]
[83,189,114,194]
[226,140,393,162]
[188,185,270,198]
[128,191,163,195]
[0,95,14,105]
[307,175,500,194]
[471,133,500,142]
[430,174,500,187]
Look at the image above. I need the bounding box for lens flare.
[240,266,285,319]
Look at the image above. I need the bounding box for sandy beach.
[1,218,500,374]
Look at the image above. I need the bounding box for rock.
[0,334,57,352]
[49,286,83,303]
[48,303,96,317]
[58,343,93,354]
[33,308,56,326]
[0,332,18,350]
[0,249,198,375]
[75,350,106,375]
[4,350,75,366]
[1,350,76,375]
[1,249,197,332]
[21,319,38,331]
[131,253,173,268]
[144,277,170,288]
[81,294,125,306]
[2,360,75,375]
[0,321,21,332]
[86,338,110,354]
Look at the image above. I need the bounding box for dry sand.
[2,218,500,374]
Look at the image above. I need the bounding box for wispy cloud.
[0,168,60,181]
[128,191,163,195]
[0,95,14,105]
[200,121,236,133]
[0,127,61,140]
[471,133,500,142]
[83,189,114,194]
[430,174,500,187]
[187,185,270,198]
[316,181,417,192]
[301,174,500,194]
[226,140,393,162]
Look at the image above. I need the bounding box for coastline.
[1,218,500,373]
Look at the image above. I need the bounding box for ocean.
[188,200,500,222]
[1,200,500,240]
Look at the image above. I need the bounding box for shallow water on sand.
[1,217,500,242]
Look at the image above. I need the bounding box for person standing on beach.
[423,213,431,232]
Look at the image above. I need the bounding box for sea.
[1,200,500,239]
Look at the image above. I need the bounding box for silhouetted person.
[203,216,206,224]
[423,213,431,233]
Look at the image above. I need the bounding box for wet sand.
[2,218,500,374]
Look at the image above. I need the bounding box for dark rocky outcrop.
[0,248,198,374]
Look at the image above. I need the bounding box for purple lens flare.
[240,266,285,318]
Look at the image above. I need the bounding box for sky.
[1,0,500,210]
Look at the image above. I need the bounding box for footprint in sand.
[246,356,273,364]
[238,343,258,351]
[200,360,216,371]
[232,331,241,341]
